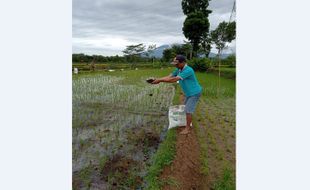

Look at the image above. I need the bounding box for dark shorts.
[185,92,201,114]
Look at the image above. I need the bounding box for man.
[152,55,202,135]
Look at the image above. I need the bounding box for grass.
[73,68,178,189]
[193,115,209,175]
[73,67,175,83]
[145,83,180,189]
[172,83,181,105]
[195,69,236,189]
[73,66,235,189]
[160,177,180,188]
[193,101,210,175]
[73,66,235,99]
[196,72,235,98]
[145,128,177,190]
[99,155,109,171]
[209,67,236,80]
[79,166,92,189]
[213,167,235,190]
[144,68,235,188]
[72,62,174,71]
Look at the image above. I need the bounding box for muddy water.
[73,75,175,189]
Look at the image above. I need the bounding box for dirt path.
[160,127,205,190]
[159,94,205,189]
[159,97,235,190]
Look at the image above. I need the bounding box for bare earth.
[160,97,235,190]
[160,127,206,190]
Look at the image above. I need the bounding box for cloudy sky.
[73,0,236,56]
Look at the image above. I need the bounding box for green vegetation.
[73,66,235,189]
[196,72,235,98]
[193,115,209,175]
[145,128,177,189]
[145,84,181,189]
[72,62,172,72]
[193,68,235,189]
[99,155,109,171]
[213,167,235,190]
[221,54,236,67]
[73,68,178,189]
[182,0,212,56]
[160,177,180,188]
[211,21,236,58]
[144,69,235,189]
[72,0,236,188]
[172,83,182,105]
[79,166,92,189]
[122,43,147,68]
[209,67,236,79]
[72,53,161,64]
[188,57,212,72]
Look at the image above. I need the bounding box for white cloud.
[73,36,131,50]
[73,0,236,56]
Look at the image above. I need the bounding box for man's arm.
[155,74,173,81]
[152,75,181,84]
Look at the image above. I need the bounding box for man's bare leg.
[180,113,192,135]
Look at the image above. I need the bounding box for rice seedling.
[72,69,176,189]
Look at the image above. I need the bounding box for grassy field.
[209,67,236,80]
[72,62,171,71]
[195,70,236,189]
[72,67,235,189]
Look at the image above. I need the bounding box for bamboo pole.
[217,49,221,98]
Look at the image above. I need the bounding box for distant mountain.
[141,44,232,59]
[140,44,170,58]
[201,52,231,59]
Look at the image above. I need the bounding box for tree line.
[72,53,161,63]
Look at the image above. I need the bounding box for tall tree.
[182,0,211,57]
[182,0,212,16]
[211,21,236,97]
[162,48,174,62]
[211,21,236,58]
[183,12,210,57]
[122,43,145,67]
[146,44,156,66]
[200,32,212,58]
[171,44,185,55]
[182,41,193,59]
[146,44,156,57]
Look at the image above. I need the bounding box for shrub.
[222,55,236,67]
[188,58,212,72]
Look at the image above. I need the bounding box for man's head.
[171,55,186,69]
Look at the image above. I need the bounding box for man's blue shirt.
[171,65,202,97]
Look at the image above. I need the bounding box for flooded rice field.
[72,72,175,189]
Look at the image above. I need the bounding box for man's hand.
[151,79,160,84]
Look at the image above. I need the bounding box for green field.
[73,68,176,189]
[72,62,170,71]
[209,67,236,80]
[72,67,235,189]
[144,68,235,189]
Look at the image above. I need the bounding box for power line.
[229,0,236,24]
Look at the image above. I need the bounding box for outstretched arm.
[152,75,181,84]
[155,74,173,81]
